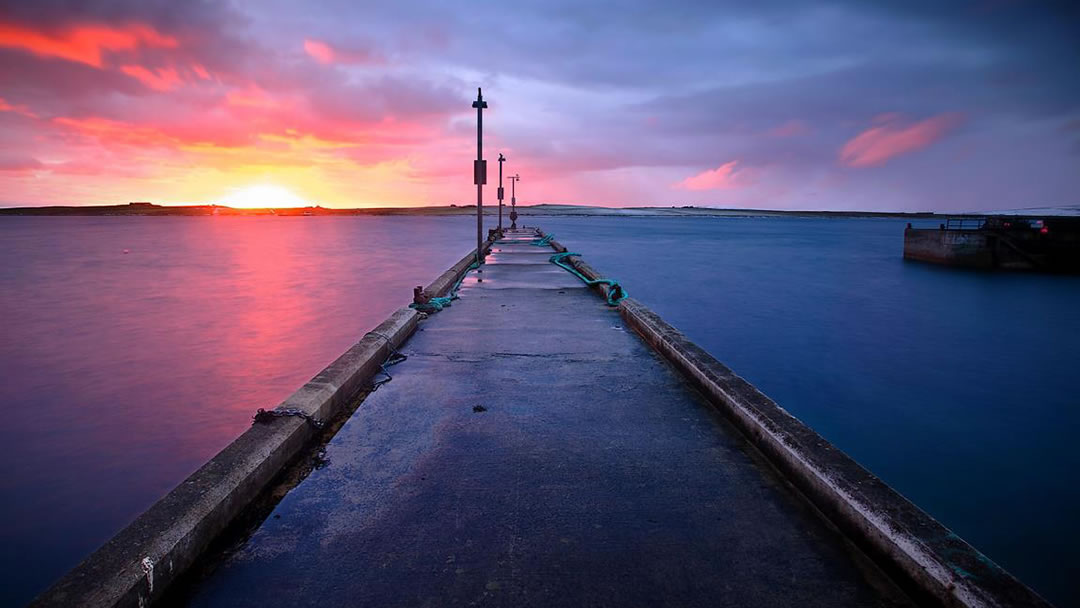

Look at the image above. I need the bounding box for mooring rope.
[373,351,408,389]
[549,251,628,306]
[409,261,480,313]
[367,330,408,389]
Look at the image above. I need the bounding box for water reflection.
[0,216,473,606]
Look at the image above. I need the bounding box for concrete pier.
[38,228,1050,607]
[181,230,913,606]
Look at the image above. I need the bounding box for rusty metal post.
[472,88,488,277]
[497,153,505,234]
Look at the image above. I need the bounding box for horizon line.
[2,200,1077,216]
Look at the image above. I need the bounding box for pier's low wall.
[542,232,1050,608]
[32,242,493,608]
[903,227,995,268]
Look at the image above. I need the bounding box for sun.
[221,184,308,208]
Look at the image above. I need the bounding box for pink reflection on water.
[0,215,473,605]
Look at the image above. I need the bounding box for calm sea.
[1,215,1077,606]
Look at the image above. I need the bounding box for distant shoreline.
[0,202,1072,219]
[0,202,959,219]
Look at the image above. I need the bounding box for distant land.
[0,201,941,218]
[1,201,1076,218]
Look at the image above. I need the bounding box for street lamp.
[508,174,520,229]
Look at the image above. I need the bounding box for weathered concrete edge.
[540,232,1051,608]
[31,246,488,608]
[424,236,495,298]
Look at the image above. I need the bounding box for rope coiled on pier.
[549,251,628,306]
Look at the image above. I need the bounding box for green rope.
[410,261,479,312]
[549,252,628,306]
[531,233,555,247]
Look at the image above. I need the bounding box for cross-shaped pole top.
[472,87,487,109]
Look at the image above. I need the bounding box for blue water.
[1,215,1077,605]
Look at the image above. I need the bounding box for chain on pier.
[252,407,325,429]
[368,330,408,390]
[250,330,408,430]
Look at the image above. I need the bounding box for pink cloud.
[119,65,183,91]
[0,155,43,173]
[0,97,37,118]
[767,120,809,137]
[303,38,380,65]
[0,21,178,68]
[225,85,284,110]
[303,39,335,64]
[674,161,747,190]
[840,113,963,168]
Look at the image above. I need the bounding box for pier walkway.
[184,230,911,607]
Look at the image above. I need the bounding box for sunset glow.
[221,185,309,209]
[0,2,1076,212]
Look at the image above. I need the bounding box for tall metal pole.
[497,153,505,233]
[509,174,520,229]
[472,88,488,272]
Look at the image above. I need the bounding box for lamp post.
[508,174,520,229]
[472,88,488,274]
[497,153,505,234]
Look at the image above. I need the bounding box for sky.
[0,0,1077,211]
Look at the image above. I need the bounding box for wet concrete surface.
[184,231,913,607]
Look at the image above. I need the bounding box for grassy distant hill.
[0,201,944,218]
[7,201,1075,217]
